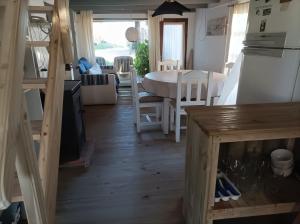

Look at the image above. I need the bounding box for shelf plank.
[209,202,300,220]
[210,175,300,220]
[23,78,47,90]
[28,6,53,13]
[26,41,50,47]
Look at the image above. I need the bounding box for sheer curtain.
[227,3,249,63]
[74,10,96,64]
[162,24,184,67]
[148,11,162,72]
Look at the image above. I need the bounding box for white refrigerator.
[237,0,300,104]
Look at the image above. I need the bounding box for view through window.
[160,19,187,68]
[162,23,185,67]
[93,21,148,65]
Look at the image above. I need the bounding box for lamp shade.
[125,27,139,42]
[152,0,191,17]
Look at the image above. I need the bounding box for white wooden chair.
[169,71,213,142]
[131,69,163,133]
[215,54,243,105]
[157,59,180,71]
[224,62,235,75]
[114,56,133,87]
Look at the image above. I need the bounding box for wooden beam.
[69,0,217,12]
[57,0,74,64]
[38,8,66,224]
[0,0,27,210]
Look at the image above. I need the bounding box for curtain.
[74,10,96,64]
[162,24,184,67]
[148,11,162,72]
[227,3,249,63]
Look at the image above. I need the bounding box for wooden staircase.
[0,0,73,223]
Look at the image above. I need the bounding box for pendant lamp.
[152,0,191,17]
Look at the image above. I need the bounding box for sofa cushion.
[81,74,109,86]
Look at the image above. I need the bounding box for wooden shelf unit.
[184,103,300,224]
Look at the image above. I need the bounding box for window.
[93,21,148,65]
[160,19,188,68]
[227,3,249,63]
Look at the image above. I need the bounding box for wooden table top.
[144,70,193,83]
[143,70,226,99]
[186,103,300,137]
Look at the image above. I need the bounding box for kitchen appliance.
[237,0,300,104]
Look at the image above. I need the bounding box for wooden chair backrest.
[217,54,243,105]
[114,56,133,73]
[157,59,179,71]
[176,70,213,108]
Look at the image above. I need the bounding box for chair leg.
[161,104,164,130]
[155,105,160,122]
[136,107,141,133]
[170,106,175,131]
[163,98,170,134]
[175,111,181,142]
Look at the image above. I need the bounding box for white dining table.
[142,70,226,134]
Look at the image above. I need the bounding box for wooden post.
[38,7,66,224]
[0,0,29,210]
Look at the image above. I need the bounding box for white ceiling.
[69,0,221,14]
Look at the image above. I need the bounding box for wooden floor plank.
[56,99,186,224]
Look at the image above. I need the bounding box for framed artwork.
[206,16,228,36]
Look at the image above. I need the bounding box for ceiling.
[69,0,221,14]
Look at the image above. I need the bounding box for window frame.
[160,18,188,68]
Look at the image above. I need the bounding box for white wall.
[194,6,230,73]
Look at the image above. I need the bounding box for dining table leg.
[163,98,170,134]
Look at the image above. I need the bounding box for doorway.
[160,18,188,69]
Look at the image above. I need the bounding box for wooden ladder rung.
[26,41,50,47]
[23,78,47,90]
[31,120,42,141]
[28,6,54,13]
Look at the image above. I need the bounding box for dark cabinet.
[60,80,86,163]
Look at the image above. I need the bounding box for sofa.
[78,57,118,105]
[80,73,117,105]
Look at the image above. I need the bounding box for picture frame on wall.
[206,16,228,36]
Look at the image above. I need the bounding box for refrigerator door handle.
[242,47,284,57]
[244,32,287,49]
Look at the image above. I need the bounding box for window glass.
[162,23,184,67]
[93,21,148,66]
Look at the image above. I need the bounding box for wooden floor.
[55,97,186,224]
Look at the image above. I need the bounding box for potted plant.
[134,40,150,77]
